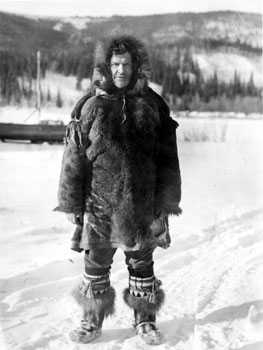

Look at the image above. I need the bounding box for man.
[56,35,182,345]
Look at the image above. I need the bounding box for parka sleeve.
[56,137,85,214]
[153,92,182,216]
[55,120,90,214]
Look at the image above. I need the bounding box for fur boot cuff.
[123,287,165,313]
[72,284,116,319]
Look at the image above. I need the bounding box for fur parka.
[56,35,181,250]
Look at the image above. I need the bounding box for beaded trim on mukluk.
[129,275,162,303]
[80,272,111,297]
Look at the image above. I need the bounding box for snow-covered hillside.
[0,114,262,349]
[40,72,91,108]
[194,52,262,87]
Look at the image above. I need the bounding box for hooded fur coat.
[56,36,181,251]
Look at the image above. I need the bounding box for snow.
[39,72,91,109]
[53,17,108,31]
[0,114,263,349]
[176,117,263,142]
[193,52,262,87]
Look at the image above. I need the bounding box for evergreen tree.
[211,71,219,97]
[76,58,86,90]
[56,89,63,108]
[246,73,257,96]
[47,86,51,102]
[233,70,242,96]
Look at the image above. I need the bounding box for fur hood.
[91,35,152,96]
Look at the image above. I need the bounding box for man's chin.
[115,79,129,89]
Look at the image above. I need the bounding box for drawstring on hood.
[121,95,127,124]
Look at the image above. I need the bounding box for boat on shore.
[0,51,67,144]
[0,120,66,143]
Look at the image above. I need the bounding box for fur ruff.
[92,35,151,95]
[123,287,165,314]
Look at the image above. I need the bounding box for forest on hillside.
[0,11,262,113]
[0,47,261,113]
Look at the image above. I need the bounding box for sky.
[0,0,261,18]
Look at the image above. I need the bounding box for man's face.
[110,52,132,89]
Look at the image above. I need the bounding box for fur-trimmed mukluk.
[123,275,165,345]
[70,275,115,343]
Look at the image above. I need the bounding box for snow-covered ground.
[0,116,263,350]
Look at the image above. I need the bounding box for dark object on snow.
[0,121,66,143]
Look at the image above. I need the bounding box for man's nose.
[118,64,124,74]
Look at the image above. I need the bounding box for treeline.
[149,46,262,113]
[0,50,48,104]
[0,45,95,105]
[201,38,262,55]
[54,46,94,90]
[0,47,261,113]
